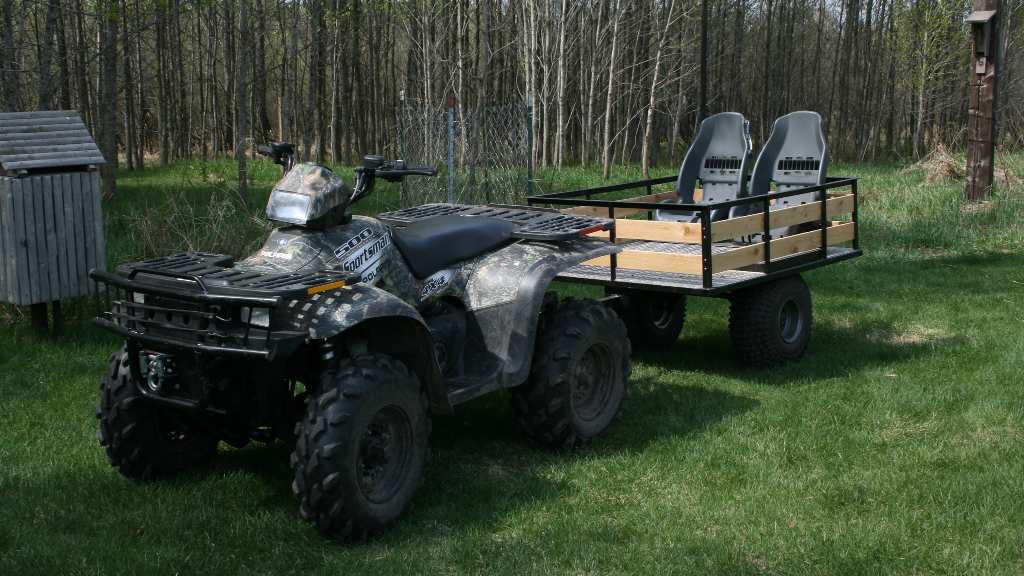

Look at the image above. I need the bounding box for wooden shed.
[0,111,106,317]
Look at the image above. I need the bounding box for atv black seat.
[391,215,517,278]
[379,203,612,241]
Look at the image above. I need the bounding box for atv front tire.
[97,346,219,480]
[291,354,429,540]
[728,275,812,366]
[512,299,631,448]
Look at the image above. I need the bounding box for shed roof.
[0,111,105,173]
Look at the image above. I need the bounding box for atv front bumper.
[88,252,361,361]
[92,268,308,360]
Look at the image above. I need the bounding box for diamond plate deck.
[559,246,858,292]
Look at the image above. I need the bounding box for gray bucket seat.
[745,111,828,217]
[656,112,753,223]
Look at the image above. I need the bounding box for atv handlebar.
[256,141,297,172]
[375,159,437,182]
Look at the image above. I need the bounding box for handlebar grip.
[406,166,438,177]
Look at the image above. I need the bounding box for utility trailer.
[526,175,862,365]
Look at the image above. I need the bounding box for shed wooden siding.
[0,111,105,174]
[0,172,105,305]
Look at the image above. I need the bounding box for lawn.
[1,155,1022,575]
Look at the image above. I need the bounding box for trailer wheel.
[616,290,687,348]
[97,346,218,480]
[512,299,631,448]
[291,354,429,541]
[728,275,812,367]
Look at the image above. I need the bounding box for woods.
[0,0,1022,180]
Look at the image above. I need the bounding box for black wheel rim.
[571,344,615,423]
[779,299,804,344]
[156,411,206,455]
[647,297,676,330]
[356,405,414,504]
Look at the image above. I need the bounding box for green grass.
[1,156,1023,575]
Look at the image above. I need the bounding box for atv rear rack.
[377,203,613,241]
[89,252,356,359]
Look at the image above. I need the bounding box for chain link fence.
[394,99,532,208]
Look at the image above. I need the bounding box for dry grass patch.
[908,144,964,183]
[879,415,939,443]
[886,324,951,346]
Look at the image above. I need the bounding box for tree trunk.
[555,0,569,167]
[37,0,59,109]
[642,0,675,178]
[99,0,118,197]
[601,1,622,180]
[307,0,325,163]
[1,0,21,111]
[236,0,250,202]
[698,0,708,123]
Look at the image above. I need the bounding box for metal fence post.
[447,104,455,204]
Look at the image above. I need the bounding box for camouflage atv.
[90,142,631,540]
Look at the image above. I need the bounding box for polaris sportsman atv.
[90,142,630,540]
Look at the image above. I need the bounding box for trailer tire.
[512,299,631,449]
[616,289,687,348]
[291,354,429,541]
[729,275,812,367]
[97,346,218,480]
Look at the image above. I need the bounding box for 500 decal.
[341,231,391,282]
[419,269,452,300]
[333,228,374,260]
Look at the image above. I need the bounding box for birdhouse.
[0,111,106,309]
[966,10,996,72]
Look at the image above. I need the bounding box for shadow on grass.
[633,315,963,387]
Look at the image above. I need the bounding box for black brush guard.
[89,252,354,361]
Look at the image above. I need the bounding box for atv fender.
[296,284,449,414]
[464,238,619,392]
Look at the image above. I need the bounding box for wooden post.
[965,1,1000,203]
[30,302,48,334]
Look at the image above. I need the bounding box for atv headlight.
[132,292,145,304]
[266,189,312,225]
[240,307,271,328]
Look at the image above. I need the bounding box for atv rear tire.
[291,354,429,540]
[97,346,219,480]
[728,275,812,367]
[512,299,631,448]
[617,289,687,348]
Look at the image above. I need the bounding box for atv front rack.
[89,252,355,359]
[105,252,357,298]
[377,203,613,241]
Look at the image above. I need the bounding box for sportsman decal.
[419,269,452,300]
[333,228,374,260]
[341,230,391,282]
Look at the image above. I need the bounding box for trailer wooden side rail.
[526,176,861,295]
